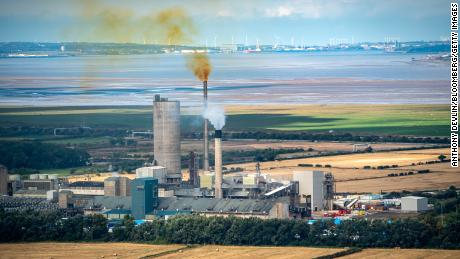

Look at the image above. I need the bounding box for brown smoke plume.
[69,1,196,45]
[187,53,212,81]
[67,2,212,86]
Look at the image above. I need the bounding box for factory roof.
[13,189,48,195]
[90,196,132,210]
[401,196,427,200]
[157,197,289,215]
[69,181,104,188]
[103,208,131,215]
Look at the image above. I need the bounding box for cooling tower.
[153,95,181,183]
[214,129,223,198]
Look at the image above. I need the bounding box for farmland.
[227,148,457,193]
[0,104,449,136]
[1,243,459,259]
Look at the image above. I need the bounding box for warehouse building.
[401,196,429,212]
[61,181,104,196]
[155,197,290,219]
[22,179,55,191]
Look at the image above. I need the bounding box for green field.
[0,104,450,136]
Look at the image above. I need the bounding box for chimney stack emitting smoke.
[203,80,209,171]
[214,129,223,199]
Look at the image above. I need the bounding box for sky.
[0,0,452,46]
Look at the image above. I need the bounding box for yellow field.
[342,248,460,259]
[227,148,458,193]
[160,245,344,259]
[1,243,459,259]
[0,243,183,259]
[227,148,449,170]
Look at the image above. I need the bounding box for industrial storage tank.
[153,95,181,182]
[38,174,48,180]
[29,174,39,180]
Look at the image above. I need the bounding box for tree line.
[223,131,449,144]
[0,141,90,171]
[1,198,459,248]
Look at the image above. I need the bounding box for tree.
[438,154,446,162]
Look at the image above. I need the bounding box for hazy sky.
[0,0,451,45]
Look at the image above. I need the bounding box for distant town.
[0,40,450,57]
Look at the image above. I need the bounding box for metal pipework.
[214,129,223,199]
[203,80,209,171]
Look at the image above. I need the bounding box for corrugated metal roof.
[103,208,131,215]
[69,181,104,188]
[157,197,288,214]
[91,196,132,209]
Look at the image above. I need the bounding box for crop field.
[0,104,449,136]
[182,139,438,153]
[0,242,183,259]
[342,248,460,259]
[227,148,458,193]
[1,243,459,259]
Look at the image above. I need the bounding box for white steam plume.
[203,104,226,130]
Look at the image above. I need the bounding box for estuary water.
[0,51,449,106]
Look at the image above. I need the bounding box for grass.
[0,104,449,136]
[225,104,449,136]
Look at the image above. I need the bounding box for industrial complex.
[0,91,432,222]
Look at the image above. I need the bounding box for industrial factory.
[0,90,432,222]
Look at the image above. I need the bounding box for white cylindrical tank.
[153,95,181,180]
[29,174,39,180]
[38,174,48,180]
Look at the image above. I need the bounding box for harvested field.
[182,139,436,153]
[227,148,449,173]
[0,242,183,259]
[1,243,459,259]
[227,148,457,193]
[343,248,460,259]
[160,245,344,259]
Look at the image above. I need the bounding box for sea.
[0,51,450,106]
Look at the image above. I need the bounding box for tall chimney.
[214,129,223,198]
[203,81,209,171]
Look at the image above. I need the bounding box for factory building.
[58,190,73,209]
[8,174,21,195]
[293,171,328,212]
[131,177,158,220]
[153,95,181,184]
[401,196,429,212]
[156,197,290,219]
[136,166,167,184]
[0,165,8,195]
[61,181,104,196]
[104,176,131,197]
[22,179,55,191]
